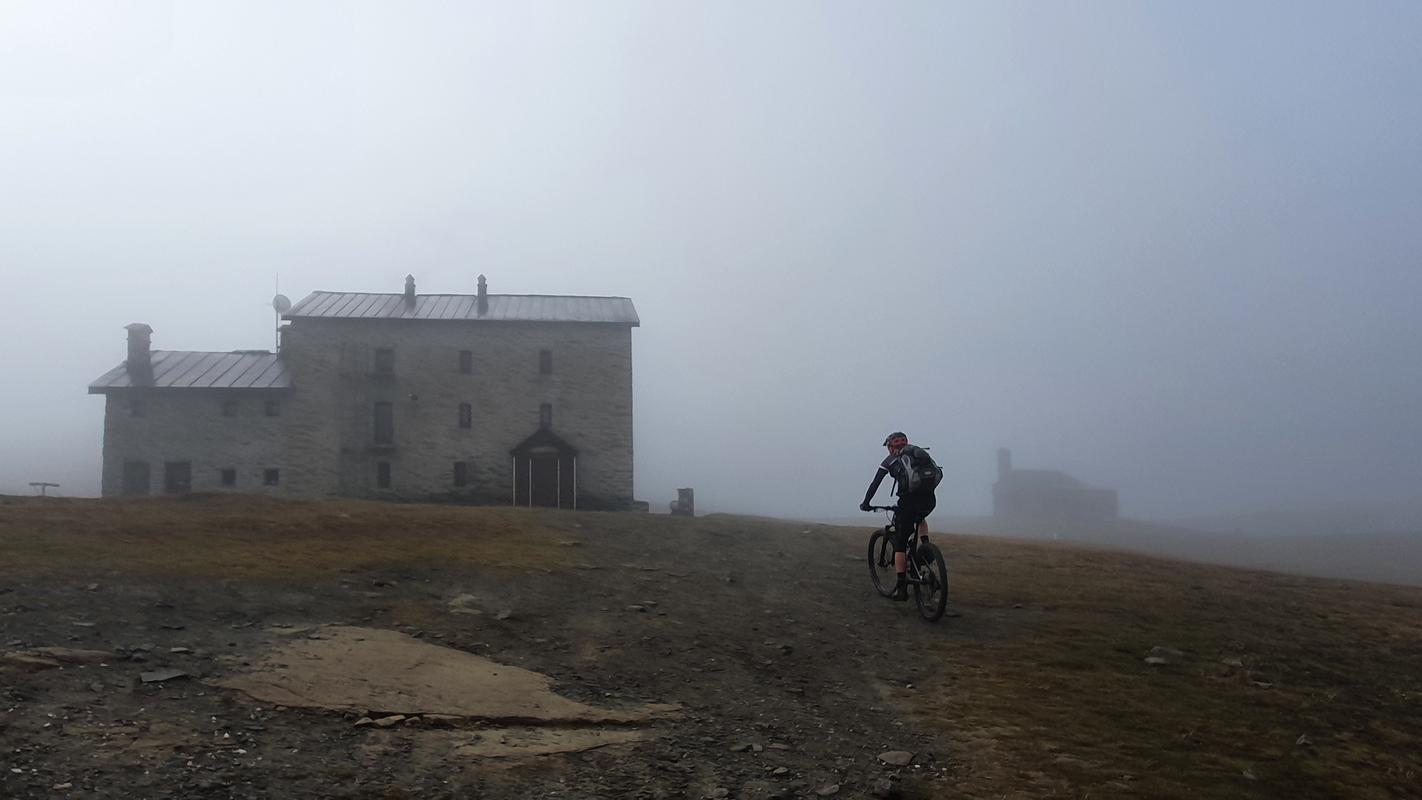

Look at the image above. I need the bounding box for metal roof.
[88,351,291,392]
[284,292,640,325]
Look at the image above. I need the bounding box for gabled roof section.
[285,292,640,326]
[510,427,579,456]
[89,351,290,392]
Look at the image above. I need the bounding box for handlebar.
[864,505,897,512]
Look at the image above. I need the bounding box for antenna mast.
[271,274,292,352]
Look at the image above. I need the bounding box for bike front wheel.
[912,542,948,622]
[866,529,896,598]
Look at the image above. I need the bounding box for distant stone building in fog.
[992,448,1118,522]
[88,275,640,510]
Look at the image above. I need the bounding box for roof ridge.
[305,290,631,299]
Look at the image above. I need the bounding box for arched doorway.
[510,428,578,508]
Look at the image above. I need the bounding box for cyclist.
[860,432,938,601]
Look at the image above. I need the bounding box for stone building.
[991,448,1118,522]
[88,276,640,509]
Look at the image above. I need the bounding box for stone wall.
[99,317,636,507]
[100,390,291,496]
[279,317,635,508]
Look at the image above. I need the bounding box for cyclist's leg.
[891,502,920,598]
[916,492,937,545]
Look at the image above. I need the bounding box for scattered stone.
[139,669,190,683]
[558,540,584,547]
[1144,656,1168,666]
[52,783,73,790]
[706,788,730,799]
[1295,734,1312,746]
[70,622,96,628]
[1243,768,1258,780]
[422,714,463,727]
[1149,646,1184,658]
[169,647,192,654]
[1249,680,1274,690]
[771,767,789,776]
[372,715,406,728]
[1221,657,1244,667]
[815,784,841,797]
[871,778,897,798]
[353,717,374,727]
[878,750,914,766]
[85,583,100,591]
[494,609,513,621]
[729,742,753,752]
[626,605,649,613]
[767,742,791,751]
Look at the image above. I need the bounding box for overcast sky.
[1,1,1418,523]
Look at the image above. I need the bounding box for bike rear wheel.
[912,542,948,621]
[866,529,896,598]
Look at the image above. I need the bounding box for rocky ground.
[1,498,967,799]
[3,496,1420,799]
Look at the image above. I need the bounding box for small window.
[539,349,552,374]
[458,402,472,429]
[220,468,236,487]
[129,397,145,418]
[222,398,239,417]
[539,403,552,428]
[374,402,394,444]
[376,461,391,488]
[265,399,280,417]
[263,468,280,486]
[374,348,395,375]
[453,461,468,487]
[459,350,472,374]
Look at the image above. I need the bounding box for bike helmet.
[883,432,908,448]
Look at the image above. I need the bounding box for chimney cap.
[125,323,153,334]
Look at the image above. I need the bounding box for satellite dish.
[272,294,292,314]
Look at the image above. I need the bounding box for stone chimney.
[997,447,1012,480]
[477,274,488,316]
[125,323,154,386]
[404,274,416,305]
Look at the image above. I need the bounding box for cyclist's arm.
[862,468,889,508]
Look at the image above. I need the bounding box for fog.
[1,2,1419,528]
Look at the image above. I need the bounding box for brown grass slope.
[1,494,1419,799]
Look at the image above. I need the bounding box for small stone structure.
[669,488,695,517]
[992,448,1118,522]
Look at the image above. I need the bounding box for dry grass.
[895,533,1422,799]
[0,494,576,578]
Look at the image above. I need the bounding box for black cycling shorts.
[892,492,936,552]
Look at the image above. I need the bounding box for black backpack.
[896,445,943,493]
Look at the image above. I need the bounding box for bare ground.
[1,495,1420,799]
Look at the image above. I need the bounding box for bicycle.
[865,505,948,622]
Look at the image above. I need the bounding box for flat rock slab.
[451,726,644,758]
[212,625,680,724]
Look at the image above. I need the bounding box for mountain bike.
[865,505,948,622]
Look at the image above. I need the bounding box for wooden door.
[531,456,559,507]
